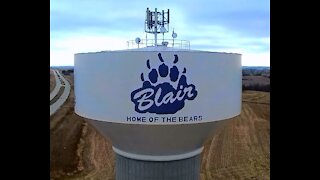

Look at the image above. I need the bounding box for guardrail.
[127,39,190,50]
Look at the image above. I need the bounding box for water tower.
[74,8,241,180]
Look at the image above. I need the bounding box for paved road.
[50,70,71,116]
[50,70,62,100]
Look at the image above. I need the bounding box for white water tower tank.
[75,7,241,180]
[74,47,241,179]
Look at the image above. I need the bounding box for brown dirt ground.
[50,69,56,93]
[200,90,270,180]
[50,73,269,180]
[50,74,115,180]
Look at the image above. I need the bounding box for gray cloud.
[51,0,269,38]
[50,0,269,65]
[188,10,269,38]
[50,10,142,34]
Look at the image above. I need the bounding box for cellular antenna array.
[145,8,169,46]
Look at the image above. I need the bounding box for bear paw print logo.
[131,53,198,114]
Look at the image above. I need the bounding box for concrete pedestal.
[115,154,201,180]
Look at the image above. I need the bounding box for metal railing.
[127,39,190,50]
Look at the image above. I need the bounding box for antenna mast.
[145,8,169,47]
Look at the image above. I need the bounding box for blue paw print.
[141,53,188,88]
[131,53,198,114]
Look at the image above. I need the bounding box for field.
[50,72,270,180]
[242,75,270,87]
[200,90,270,179]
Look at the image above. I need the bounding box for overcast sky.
[50,0,270,66]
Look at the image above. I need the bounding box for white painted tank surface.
[74,46,241,161]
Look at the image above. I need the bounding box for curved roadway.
[50,70,71,116]
[50,70,61,101]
